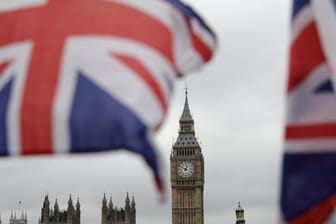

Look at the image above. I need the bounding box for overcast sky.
[0,1,291,224]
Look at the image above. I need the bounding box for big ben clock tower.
[170,90,204,224]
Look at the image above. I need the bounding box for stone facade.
[170,91,204,224]
[9,211,27,224]
[39,195,80,224]
[101,194,135,224]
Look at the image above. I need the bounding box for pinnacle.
[179,90,193,123]
[236,202,243,211]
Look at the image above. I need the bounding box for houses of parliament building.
[0,92,245,224]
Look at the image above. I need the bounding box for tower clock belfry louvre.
[170,90,204,224]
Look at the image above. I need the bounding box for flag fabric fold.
[282,0,336,222]
[0,0,216,193]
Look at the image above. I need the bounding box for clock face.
[178,161,194,177]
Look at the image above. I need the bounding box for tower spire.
[180,88,193,123]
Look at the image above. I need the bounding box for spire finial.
[235,202,245,224]
[185,84,188,96]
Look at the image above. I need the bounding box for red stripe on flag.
[155,176,164,195]
[185,18,213,63]
[114,54,168,114]
[0,60,12,77]
[288,21,326,93]
[191,32,213,62]
[21,42,63,155]
[286,124,336,139]
[289,195,336,224]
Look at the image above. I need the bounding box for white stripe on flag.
[286,139,336,153]
[0,0,47,12]
[286,64,336,124]
[312,0,336,89]
[0,42,33,156]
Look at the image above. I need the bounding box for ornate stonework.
[101,193,135,224]
[235,202,245,224]
[39,195,80,224]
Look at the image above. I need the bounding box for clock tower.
[170,90,204,224]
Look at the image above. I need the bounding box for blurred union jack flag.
[0,0,216,192]
[281,0,336,222]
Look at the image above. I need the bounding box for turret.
[108,197,113,211]
[101,194,107,224]
[102,193,107,208]
[41,195,50,223]
[235,202,245,224]
[75,198,80,224]
[53,199,59,222]
[131,196,135,210]
[68,195,74,213]
[76,198,80,214]
[125,193,131,223]
[125,193,130,211]
[43,196,50,210]
[67,195,74,224]
[131,196,136,224]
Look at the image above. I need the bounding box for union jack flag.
[281,0,336,222]
[0,0,216,193]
